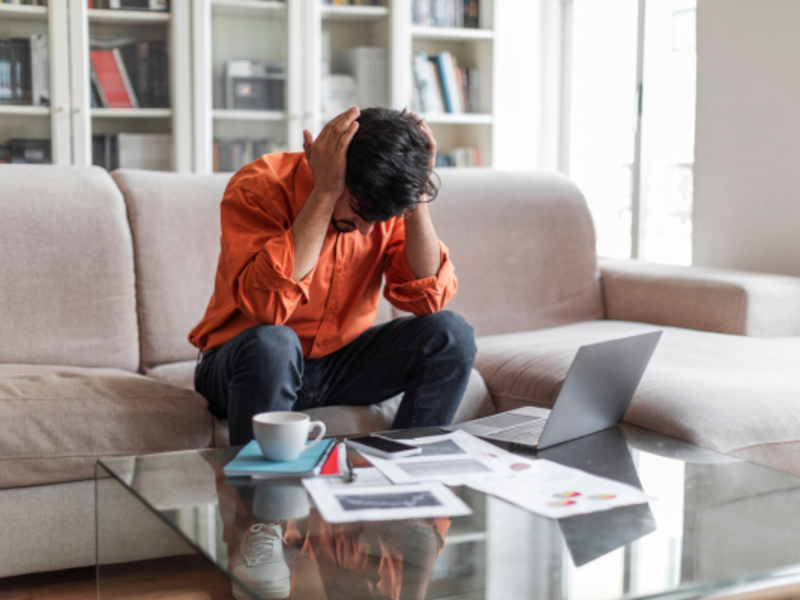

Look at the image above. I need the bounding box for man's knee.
[423,311,477,363]
[235,325,303,373]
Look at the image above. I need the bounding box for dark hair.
[345,108,439,222]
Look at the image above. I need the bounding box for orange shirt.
[188,152,457,358]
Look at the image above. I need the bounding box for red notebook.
[90,50,134,109]
[320,444,342,475]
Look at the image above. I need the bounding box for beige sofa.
[2,164,800,578]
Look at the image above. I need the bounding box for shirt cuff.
[385,241,453,302]
[253,228,314,305]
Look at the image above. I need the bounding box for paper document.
[303,479,472,524]
[362,431,539,485]
[467,459,650,520]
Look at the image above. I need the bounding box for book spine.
[90,49,132,108]
[434,54,452,112]
[90,62,108,108]
[112,47,139,108]
[30,34,49,107]
[0,41,10,104]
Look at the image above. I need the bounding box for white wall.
[493,0,563,171]
[693,0,800,277]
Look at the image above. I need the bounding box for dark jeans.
[194,311,477,446]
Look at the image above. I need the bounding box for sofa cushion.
[427,169,604,336]
[475,320,800,476]
[0,365,214,489]
[112,169,232,369]
[0,166,139,371]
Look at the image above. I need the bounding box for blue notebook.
[224,439,336,479]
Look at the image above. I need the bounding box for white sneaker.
[230,523,291,600]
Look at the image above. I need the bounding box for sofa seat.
[0,365,214,489]
[475,320,800,476]
[146,361,496,447]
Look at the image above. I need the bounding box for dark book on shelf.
[92,134,119,171]
[3,38,32,106]
[92,0,169,10]
[413,0,480,28]
[0,41,11,104]
[8,139,52,164]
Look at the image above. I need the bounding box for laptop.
[444,331,662,450]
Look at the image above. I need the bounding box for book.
[8,139,52,164]
[94,0,169,10]
[412,0,479,28]
[90,49,134,108]
[339,46,386,109]
[30,34,49,107]
[0,41,11,103]
[92,134,119,170]
[224,438,337,479]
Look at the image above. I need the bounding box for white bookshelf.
[67,0,192,172]
[1,0,524,172]
[193,0,299,174]
[0,2,70,166]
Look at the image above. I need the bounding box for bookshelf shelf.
[321,5,389,23]
[0,106,50,117]
[212,109,286,122]
[91,108,173,119]
[0,4,47,21]
[87,9,171,25]
[422,113,494,125]
[411,26,494,41]
[211,0,286,19]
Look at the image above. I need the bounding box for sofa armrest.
[600,259,800,337]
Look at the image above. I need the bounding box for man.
[190,106,476,447]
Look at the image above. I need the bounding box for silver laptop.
[444,331,662,450]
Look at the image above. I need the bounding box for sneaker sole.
[232,578,291,600]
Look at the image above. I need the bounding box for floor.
[0,555,234,600]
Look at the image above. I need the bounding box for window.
[567,0,697,265]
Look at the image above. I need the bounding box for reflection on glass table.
[96,423,800,599]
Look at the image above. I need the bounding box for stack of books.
[0,139,51,163]
[89,0,168,10]
[90,39,170,109]
[92,133,173,171]
[412,51,479,115]
[321,1,383,6]
[436,147,481,168]
[213,138,282,173]
[413,0,479,28]
[0,35,50,106]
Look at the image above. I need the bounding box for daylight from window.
[569,0,696,265]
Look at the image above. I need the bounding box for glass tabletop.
[96,424,800,600]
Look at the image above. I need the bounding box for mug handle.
[304,421,327,452]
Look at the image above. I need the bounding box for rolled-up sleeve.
[383,217,457,315]
[223,186,314,325]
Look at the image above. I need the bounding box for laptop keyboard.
[483,418,546,444]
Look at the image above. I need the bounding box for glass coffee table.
[95,424,800,599]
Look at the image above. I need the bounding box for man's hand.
[291,107,360,282]
[417,117,437,176]
[303,107,360,201]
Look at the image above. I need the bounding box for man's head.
[330,108,438,235]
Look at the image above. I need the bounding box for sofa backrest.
[0,165,140,371]
[428,169,603,336]
[115,167,602,368]
[112,170,231,369]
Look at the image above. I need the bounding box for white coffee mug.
[252,412,326,462]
